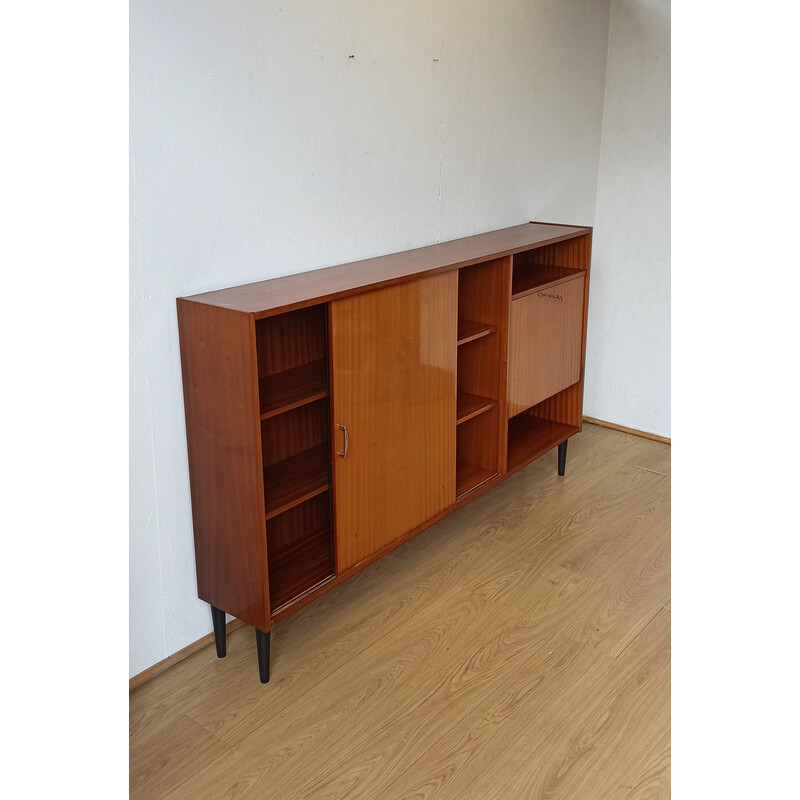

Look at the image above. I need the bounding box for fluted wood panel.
[331,273,458,573]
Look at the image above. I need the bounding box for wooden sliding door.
[330,273,457,572]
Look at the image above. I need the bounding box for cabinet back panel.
[457,334,502,400]
[255,305,327,377]
[512,232,592,272]
[457,407,501,475]
[260,399,330,466]
[266,492,333,611]
[458,257,509,328]
[531,382,585,429]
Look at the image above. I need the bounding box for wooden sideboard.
[177,221,592,683]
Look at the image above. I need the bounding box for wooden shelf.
[264,443,330,519]
[259,360,328,419]
[268,523,333,612]
[507,414,579,473]
[457,319,497,346]
[456,392,496,425]
[456,460,497,499]
[511,264,585,300]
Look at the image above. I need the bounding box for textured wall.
[130,0,612,677]
[584,0,671,437]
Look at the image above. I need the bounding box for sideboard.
[177,221,592,683]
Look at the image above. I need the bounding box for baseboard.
[582,416,670,445]
[129,618,245,691]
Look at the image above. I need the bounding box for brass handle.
[337,424,349,458]
[538,291,563,301]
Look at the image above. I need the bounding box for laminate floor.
[130,423,671,799]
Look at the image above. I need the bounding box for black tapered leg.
[557,439,568,477]
[255,629,271,683]
[211,605,227,658]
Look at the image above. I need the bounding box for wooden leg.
[557,439,568,477]
[211,605,226,658]
[255,629,271,683]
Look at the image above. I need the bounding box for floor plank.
[130,424,670,799]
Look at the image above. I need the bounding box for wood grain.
[455,392,496,425]
[176,300,270,631]
[255,304,327,375]
[130,424,669,800]
[174,224,591,667]
[506,413,578,473]
[521,231,593,429]
[330,273,458,573]
[456,256,512,481]
[181,223,589,318]
[511,263,585,298]
[507,274,586,417]
[258,359,328,419]
[456,408,500,497]
[131,423,629,723]
[456,319,497,345]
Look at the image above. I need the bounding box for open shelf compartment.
[267,492,334,613]
[256,305,329,417]
[454,257,509,495]
[507,411,578,474]
[511,263,585,300]
[257,303,335,612]
[511,240,590,300]
[259,359,328,419]
[456,407,501,499]
[264,441,330,519]
[457,391,496,425]
[457,319,497,346]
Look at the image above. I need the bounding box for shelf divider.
[264,443,331,519]
[259,359,328,419]
[457,319,498,346]
[456,392,497,425]
[506,414,579,473]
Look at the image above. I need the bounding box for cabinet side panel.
[176,300,270,631]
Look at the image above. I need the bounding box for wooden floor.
[130,423,670,799]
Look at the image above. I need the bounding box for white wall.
[129,0,612,677]
[584,0,671,437]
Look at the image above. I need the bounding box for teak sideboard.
[177,222,592,683]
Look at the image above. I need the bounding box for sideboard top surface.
[180,222,590,318]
